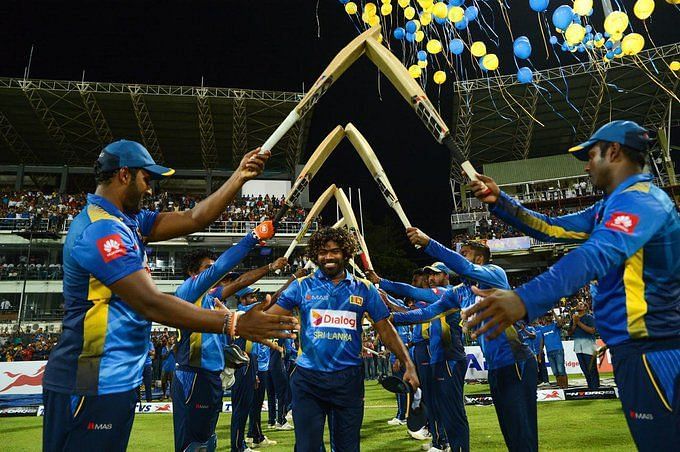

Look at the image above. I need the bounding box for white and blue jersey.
[44,194,158,395]
[541,322,564,353]
[276,269,389,372]
[174,234,258,372]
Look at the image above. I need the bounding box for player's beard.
[122,183,145,215]
[319,258,346,279]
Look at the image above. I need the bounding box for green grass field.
[1,377,634,451]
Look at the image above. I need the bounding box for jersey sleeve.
[136,209,159,237]
[424,238,509,288]
[276,278,301,312]
[364,283,390,323]
[515,190,667,321]
[379,279,440,303]
[178,233,258,300]
[73,220,144,286]
[392,288,461,325]
[490,191,596,243]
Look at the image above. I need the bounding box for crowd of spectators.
[1,190,311,232]
[0,327,58,362]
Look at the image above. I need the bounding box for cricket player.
[266,227,419,451]
[42,140,298,452]
[465,120,680,450]
[171,227,279,452]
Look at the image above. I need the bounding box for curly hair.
[307,227,358,266]
[183,249,218,276]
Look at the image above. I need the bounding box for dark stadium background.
[2,0,678,265]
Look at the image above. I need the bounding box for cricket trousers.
[42,388,137,452]
[269,354,289,425]
[290,365,364,452]
[432,359,469,452]
[247,370,269,443]
[391,360,407,420]
[172,367,223,452]
[413,341,447,448]
[230,360,257,452]
[611,338,680,451]
[488,357,538,452]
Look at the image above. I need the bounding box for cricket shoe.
[286,411,293,422]
[253,437,277,447]
[421,442,432,451]
[275,422,294,430]
[244,448,260,452]
[427,447,446,452]
[387,418,407,426]
[409,427,431,440]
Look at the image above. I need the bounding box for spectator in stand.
[569,300,600,389]
[161,336,176,400]
[540,314,568,388]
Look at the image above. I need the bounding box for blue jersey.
[573,314,596,341]
[44,194,158,395]
[491,174,680,346]
[526,326,543,356]
[421,238,533,369]
[162,346,176,372]
[174,234,257,372]
[276,269,389,372]
[145,341,153,367]
[254,342,270,372]
[541,323,564,352]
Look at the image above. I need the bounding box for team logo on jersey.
[604,212,639,234]
[310,309,357,329]
[349,295,363,306]
[96,234,127,263]
[305,293,329,302]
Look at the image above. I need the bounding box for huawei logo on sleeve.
[604,212,639,234]
[97,234,128,263]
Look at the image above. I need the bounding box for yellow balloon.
[594,38,605,48]
[409,65,422,78]
[345,2,358,14]
[621,33,645,55]
[573,0,593,16]
[405,6,416,19]
[670,61,680,71]
[377,33,384,43]
[610,32,623,42]
[412,19,421,30]
[432,2,448,18]
[381,3,393,15]
[604,11,629,35]
[381,0,391,3]
[364,2,377,15]
[565,23,586,45]
[421,11,433,26]
[482,53,499,71]
[398,0,410,7]
[426,39,443,54]
[418,60,428,68]
[448,6,464,22]
[666,0,680,4]
[471,41,487,57]
[418,0,434,8]
[633,0,655,20]
[433,70,447,84]
[415,30,425,42]
[368,14,381,27]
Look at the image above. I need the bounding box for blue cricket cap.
[235,287,260,299]
[423,262,452,275]
[568,120,651,161]
[97,140,175,179]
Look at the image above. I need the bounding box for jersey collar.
[314,267,354,284]
[608,173,652,199]
[86,193,136,227]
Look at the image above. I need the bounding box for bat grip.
[273,205,290,228]
[260,110,301,154]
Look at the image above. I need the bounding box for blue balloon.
[549,35,558,45]
[417,50,428,61]
[406,32,415,43]
[517,67,533,84]
[529,0,549,12]
[604,32,610,38]
[605,40,613,49]
[393,27,406,40]
[585,25,592,33]
[606,51,614,59]
[448,0,464,6]
[449,38,464,55]
[513,36,532,59]
[454,17,468,30]
[561,42,569,51]
[614,47,622,55]
[464,6,479,21]
[435,16,447,24]
[552,5,573,30]
[338,0,349,4]
[577,44,586,53]
[405,21,417,34]
[594,32,603,41]
[478,57,488,72]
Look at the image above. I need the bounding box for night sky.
[2,1,679,262]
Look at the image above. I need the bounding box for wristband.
[222,312,231,336]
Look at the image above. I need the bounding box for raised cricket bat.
[258,27,380,154]
[282,184,337,260]
[335,188,374,271]
[363,37,485,186]
[272,125,344,226]
[344,123,416,237]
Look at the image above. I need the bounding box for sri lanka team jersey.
[44,194,158,395]
[276,269,389,372]
[491,173,680,346]
[174,234,257,372]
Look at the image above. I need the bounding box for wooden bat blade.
[335,188,373,270]
[283,184,338,259]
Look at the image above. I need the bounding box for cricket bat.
[335,188,374,271]
[363,37,485,186]
[272,125,344,226]
[258,27,380,154]
[282,184,337,260]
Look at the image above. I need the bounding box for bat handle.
[260,110,301,154]
[273,205,291,228]
[394,206,420,249]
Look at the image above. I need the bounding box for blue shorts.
[42,388,137,452]
[547,350,566,376]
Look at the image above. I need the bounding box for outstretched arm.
[373,318,419,390]
[392,289,462,325]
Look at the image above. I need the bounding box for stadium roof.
[449,43,680,182]
[0,78,313,178]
